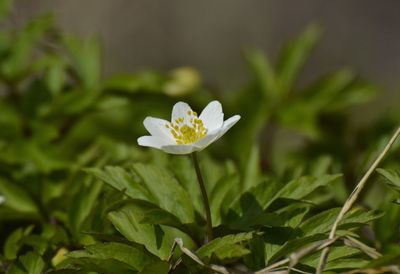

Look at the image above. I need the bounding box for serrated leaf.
[324,258,369,271]
[132,163,195,224]
[85,166,151,201]
[268,234,325,263]
[57,257,136,274]
[301,246,360,268]
[300,207,383,237]
[108,203,195,260]
[271,174,342,207]
[197,232,253,263]
[67,242,156,271]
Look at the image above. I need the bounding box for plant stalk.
[191,152,213,242]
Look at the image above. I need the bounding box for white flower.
[138,100,240,154]
[0,195,5,205]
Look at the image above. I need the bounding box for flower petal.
[172,101,193,124]
[160,144,200,155]
[199,100,224,131]
[218,115,241,137]
[193,130,220,149]
[137,136,170,149]
[193,115,240,149]
[143,117,174,141]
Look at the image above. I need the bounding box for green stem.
[191,152,213,242]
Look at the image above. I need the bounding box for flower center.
[165,110,207,144]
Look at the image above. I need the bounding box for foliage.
[0,2,399,273]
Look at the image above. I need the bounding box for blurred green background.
[12,0,400,98]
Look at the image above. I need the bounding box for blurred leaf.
[277,100,320,139]
[366,245,400,268]
[63,35,101,90]
[68,180,102,237]
[0,177,38,214]
[242,144,261,191]
[163,67,201,96]
[4,226,34,260]
[0,0,12,21]
[245,50,277,101]
[1,15,53,80]
[44,55,66,96]
[276,24,322,96]
[104,71,165,94]
[377,168,400,193]
[19,251,46,274]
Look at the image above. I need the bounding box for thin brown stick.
[316,126,400,274]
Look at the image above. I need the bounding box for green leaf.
[277,100,320,139]
[108,203,195,260]
[85,166,151,201]
[276,24,322,95]
[45,55,66,96]
[324,258,369,271]
[139,207,183,228]
[57,257,136,273]
[63,35,101,90]
[0,177,38,214]
[197,232,253,263]
[271,174,342,207]
[19,251,46,274]
[103,71,165,94]
[4,226,34,260]
[68,242,156,271]
[300,207,383,237]
[0,0,12,20]
[245,50,277,101]
[139,261,170,274]
[132,163,195,224]
[301,246,360,268]
[366,245,400,268]
[377,168,400,192]
[242,144,261,191]
[209,174,240,226]
[68,180,103,237]
[1,15,53,80]
[268,234,325,263]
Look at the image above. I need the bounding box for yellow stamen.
[170,114,207,144]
